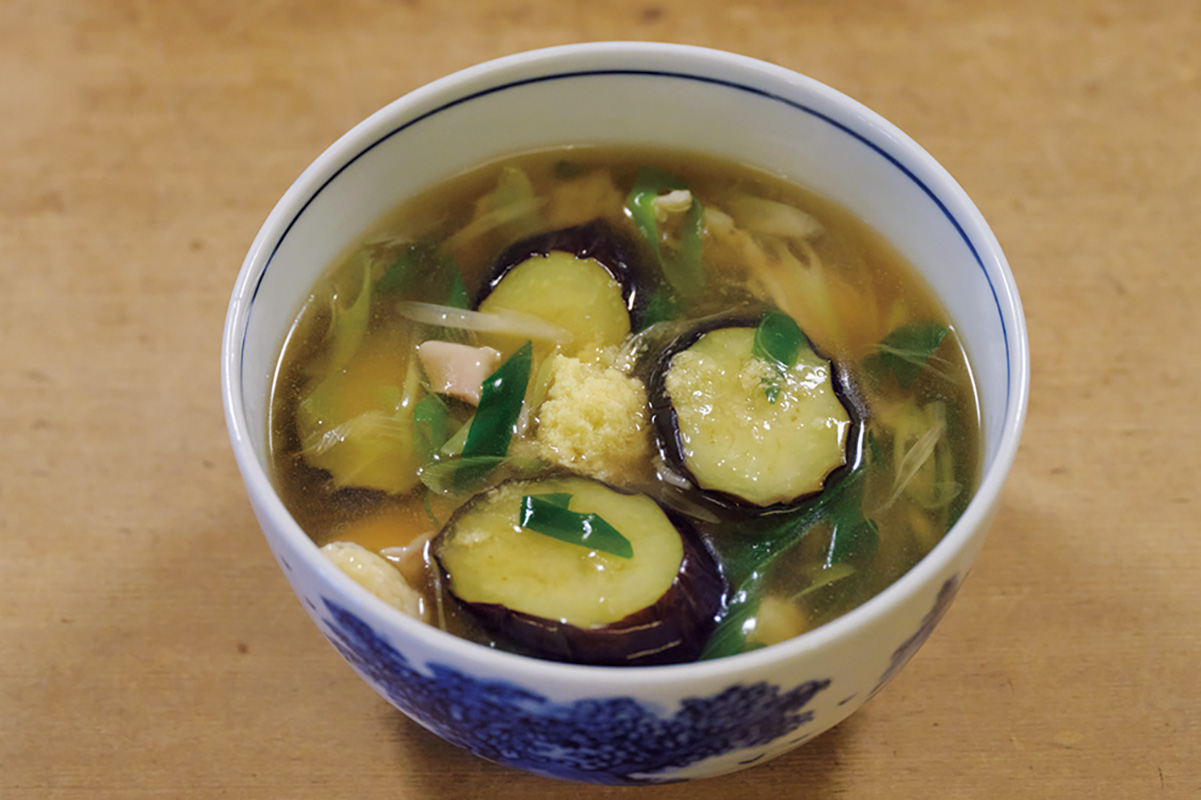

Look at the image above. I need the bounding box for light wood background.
[3,1,1198,797]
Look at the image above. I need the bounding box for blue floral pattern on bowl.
[319,599,831,784]
[871,575,960,697]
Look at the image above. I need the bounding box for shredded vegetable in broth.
[269,147,981,666]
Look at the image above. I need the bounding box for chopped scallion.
[461,341,533,459]
[518,494,634,559]
[419,455,507,495]
[625,167,706,300]
[701,454,877,659]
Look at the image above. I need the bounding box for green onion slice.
[419,454,544,495]
[625,167,705,300]
[702,453,877,659]
[419,455,506,494]
[462,341,532,459]
[519,494,634,559]
[698,579,763,660]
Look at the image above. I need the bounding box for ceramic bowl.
[221,42,1029,784]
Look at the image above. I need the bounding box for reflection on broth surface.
[269,146,980,666]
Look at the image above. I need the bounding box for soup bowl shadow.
[221,42,1029,784]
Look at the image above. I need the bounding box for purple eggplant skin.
[435,492,726,667]
[483,219,657,329]
[648,315,867,516]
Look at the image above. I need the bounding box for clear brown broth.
[268,146,981,656]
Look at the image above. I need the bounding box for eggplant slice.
[476,221,659,358]
[432,475,723,666]
[651,316,860,509]
[477,249,630,358]
[486,220,648,314]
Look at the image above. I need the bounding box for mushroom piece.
[416,341,502,405]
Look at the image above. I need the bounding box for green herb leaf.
[412,394,451,464]
[378,244,470,311]
[752,310,807,403]
[700,478,857,660]
[866,321,949,387]
[518,495,634,559]
[462,341,532,459]
[701,452,878,659]
[717,469,864,590]
[825,517,879,566]
[753,310,806,370]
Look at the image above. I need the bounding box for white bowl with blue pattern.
[221,42,1029,784]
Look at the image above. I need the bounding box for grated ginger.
[533,354,652,485]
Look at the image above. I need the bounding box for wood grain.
[2,0,1198,796]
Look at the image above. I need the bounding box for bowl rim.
[221,41,1030,685]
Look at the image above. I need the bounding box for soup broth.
[269,146,980,664]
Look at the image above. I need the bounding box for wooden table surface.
[3,1,1198,797]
